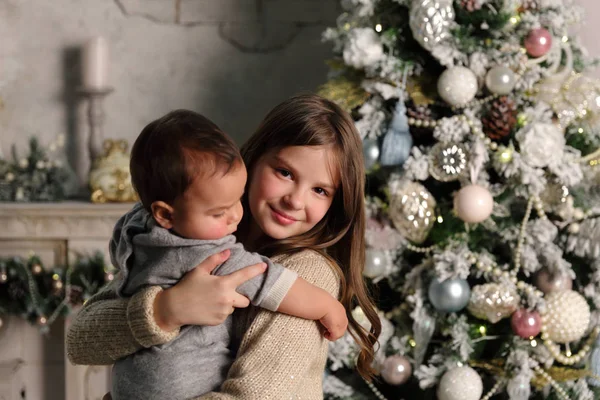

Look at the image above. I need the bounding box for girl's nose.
[283,191,304,210]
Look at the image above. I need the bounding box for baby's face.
[170,162,247,240]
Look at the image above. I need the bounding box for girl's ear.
[151,201,175,229]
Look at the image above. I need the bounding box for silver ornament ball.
[437,366,483,400]
[428,278,470,312]
[437,66,478,107]
[380,355,412,385]
[363,249,389,279]
[485,65,517,95]
[362,139,380,170]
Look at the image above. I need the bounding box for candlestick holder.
[75,87,114,194]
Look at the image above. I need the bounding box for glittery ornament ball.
[437,366,483,400]
[454,185,494,223]
[524,28,552,58]
[542,290,590,344]
[511,308,542,339]
[437,66,478,107]
[380,355,412,385]
[409,0,455,51]
[388,181,436,244]
[429,142,469,182]
[467,283,520,323]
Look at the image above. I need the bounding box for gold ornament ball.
[388,181,437,244]
[467,283,520,323]
[541,290,590,343]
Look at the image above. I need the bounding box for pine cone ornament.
[482,96,517,140]
[460,0,482,12]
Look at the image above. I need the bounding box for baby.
[110,110,347,400]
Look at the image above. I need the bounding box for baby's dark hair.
[130,109,242,211]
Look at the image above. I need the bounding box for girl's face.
[248,145,339,240]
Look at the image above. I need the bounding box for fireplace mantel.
[0,201,133,400]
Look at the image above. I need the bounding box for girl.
[67,93,381,398]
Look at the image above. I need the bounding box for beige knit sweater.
[66,250,340,400]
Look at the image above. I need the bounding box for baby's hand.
[319,300,348,341]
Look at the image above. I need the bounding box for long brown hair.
[239,93,382,380]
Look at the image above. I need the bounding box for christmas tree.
[321,1,600,399]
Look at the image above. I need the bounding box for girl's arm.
[66,251,267,365]
[66,284,177,365]
[197,250,340,399]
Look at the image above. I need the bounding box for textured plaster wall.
[1,0,600,167]
[577,0,600,78]
[0,0,340,165]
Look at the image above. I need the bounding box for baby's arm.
[277,277,347,341]
[216,244,347,341]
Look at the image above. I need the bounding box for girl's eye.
[276,168,292,179]
[314,187,328,196]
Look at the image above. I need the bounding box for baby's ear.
[151,201,174,229]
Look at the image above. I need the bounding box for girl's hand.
[153,250,267,331]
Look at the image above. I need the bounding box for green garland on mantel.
[0,252,114,333]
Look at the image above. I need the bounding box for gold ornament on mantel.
[89,139,138,203]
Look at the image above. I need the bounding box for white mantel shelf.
[0,201,132,400]
[0,201,133,239]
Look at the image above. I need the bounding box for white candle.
[82,36,109,89]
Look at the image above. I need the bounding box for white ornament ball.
[485,65,517,95]
[454,185,494,223]
[542,290,590,344]
[437,66,478,107]
[437,366,483,400]
[363,249,389,279]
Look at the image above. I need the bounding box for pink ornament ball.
[525,28,553,58]
[534,268,573,294]
[380,355,412,385]
[511,309,541,339]
[454,185,494,223]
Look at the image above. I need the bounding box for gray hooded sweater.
[110,203,298,400]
